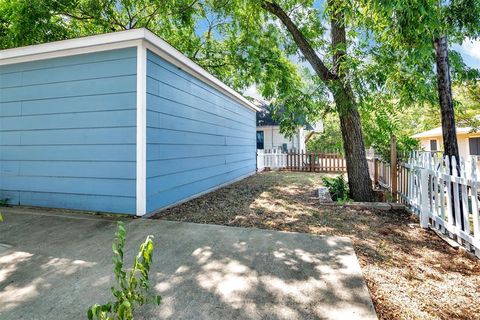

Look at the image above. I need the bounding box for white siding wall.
[257,126,305,151]
[420,137,442,152]
[459,136,469,157]
[420,136,471,158]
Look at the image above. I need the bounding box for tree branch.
[261,1,336,82]
[328,0,347,76]
[57,12,94,21]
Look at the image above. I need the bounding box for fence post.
[256,150,264,172]
[471,159,480,258]
[419,167,430,229]
[373,158,379,187]
[308,152,315,172]
[390,135,398,201]
[286,150,290,170]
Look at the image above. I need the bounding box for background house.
[412,126,480,159]
[255,103,323,152]
[0,28,259,216]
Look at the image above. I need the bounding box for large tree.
[259,0,374,201]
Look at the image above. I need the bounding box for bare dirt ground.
[153,171,480,320]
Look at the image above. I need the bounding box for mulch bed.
[153,171,480,320]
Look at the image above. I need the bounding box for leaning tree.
[258,0,374,201]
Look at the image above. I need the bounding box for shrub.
[322,174,350,203]
[88,221,161,320]
[0,198,9,206]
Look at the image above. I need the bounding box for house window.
[430,139,437,151]
[469,137,480,155]
[256,131,264,149]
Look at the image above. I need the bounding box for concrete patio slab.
[0,207,376,320]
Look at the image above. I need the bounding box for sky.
[454,39,480,70]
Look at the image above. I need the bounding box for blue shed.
[0,29,259,216]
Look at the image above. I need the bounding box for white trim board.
[0,28,259,113]
[136,42,147,216]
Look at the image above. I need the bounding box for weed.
[322,174,350,203]
[88,221,161,320]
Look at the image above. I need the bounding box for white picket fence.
[256,149,287,171]
[257,149,346,172]
[400,152,480,257]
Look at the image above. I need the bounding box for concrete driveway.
[0,207,376,320]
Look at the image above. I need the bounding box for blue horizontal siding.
[147,81,254,128]
[0,75,136,103]
[0,190,135,213]
[1,176,134,197]
[147,152,254,178]
[147,111,254,139]
[1,161,135,179]
[0,57,136,89]
[0,92,136,117]
[146,93,254,132]
[0,110,136,131]
[147,159,255,195]
[0,145,136,161]
[0,47,137,214]
[147,54,254,121]
[147,145,253,161]
[145,50,256,213]
[146,129,254,147]
[1,127,136,145]
[146,166,254,211]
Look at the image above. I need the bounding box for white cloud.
[460,38,480,60]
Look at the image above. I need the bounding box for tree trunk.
[339,110,374,201]
[262,1,374,201]
[434,36,460,169]
[434,35,463,227]
[332,83,374,201]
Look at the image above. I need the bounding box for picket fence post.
[419,167,430,229]
[256,150,265,171]
[471,159,480,257]
[390,135,398,200]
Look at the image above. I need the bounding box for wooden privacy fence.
[367,156,392,192]
[257,150,346,172]
[368,151,480,258]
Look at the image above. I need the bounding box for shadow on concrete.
[0,209,376,320]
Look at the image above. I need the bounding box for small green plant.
[322,174,350,203]
[88,221,161,320]
[335,195,351,205]
[0,198,7,222]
